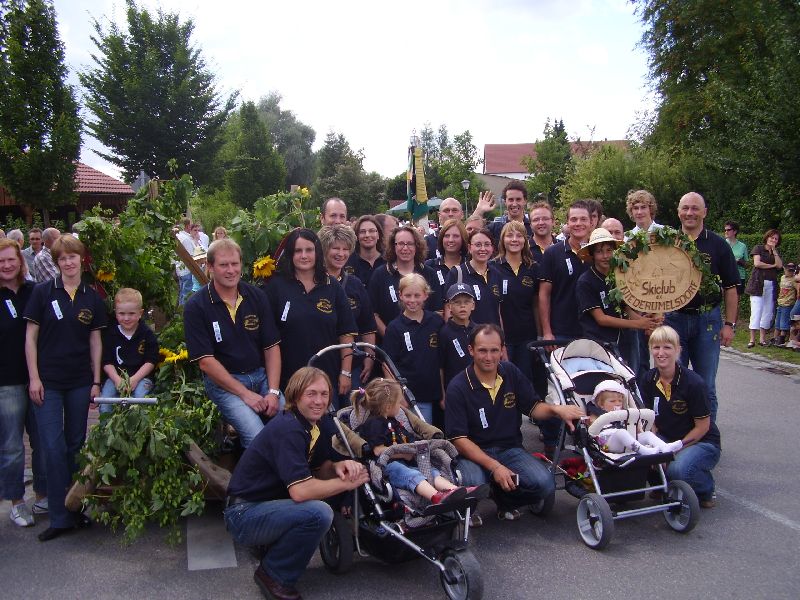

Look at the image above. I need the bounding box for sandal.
[759,342,769,347]
[747,342,755,348]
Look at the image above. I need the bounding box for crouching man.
[224,367,368,600]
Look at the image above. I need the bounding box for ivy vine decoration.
[606,226,722,314]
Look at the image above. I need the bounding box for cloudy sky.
[53,0,655,179]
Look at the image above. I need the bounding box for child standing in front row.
[355,378,488,505]
[381,273,444,425]
[439,283,476,394]
[99,288,160,414]
[775,263,798,346]
[589,380,683,455]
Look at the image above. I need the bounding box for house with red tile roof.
[0,162,134,225]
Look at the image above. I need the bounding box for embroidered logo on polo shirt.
[429,332,438,348]
[349,297,359,310]
[503,392,516,408]
[344,266,354,275]
[137,340,146,354]
[491,284,500,298]
[243,314,260,330]
[671,399,688,415]
[77,308,93,325]
[316,299,333,314]
[521,276,534,288]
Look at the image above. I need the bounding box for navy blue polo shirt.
[538,240,588,337]
[424,257,463,301]
[493,257,539,343]
[227,410,334,501]
[0,281,35,385]
[681,228,739,311]
[344,252,385,288]
[368,263,444,328]
[23,277,108,389]
[438,319,475,388]
[357,415,419,450]
[445,361,540,451]
[487,216,533,247]
[424,232,440,261]
[264,274,358,389]
[530,236,557,262]
[381,310,444,406]
[576,266,620,345]
[443,262,502,326]
[102,321,160,374]
[339,273,377,337]
[638,364,721,448]
[185,280,280,375]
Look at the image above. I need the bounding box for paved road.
[2,351,799,600]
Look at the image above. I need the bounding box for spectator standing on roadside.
[745,229,782,347]
[724,221,748,298]
[174,217,196,306]
[21,227,42,276]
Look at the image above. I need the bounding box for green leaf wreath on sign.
[607,226,722,314]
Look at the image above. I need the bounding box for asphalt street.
[2,350,799,600]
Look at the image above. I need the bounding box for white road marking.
[716,487,800,533]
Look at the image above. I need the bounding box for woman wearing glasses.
[368,225,442,338]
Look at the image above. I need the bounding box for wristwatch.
[724,321,736,329]
[340,370,352,378]
[267,388,281,396]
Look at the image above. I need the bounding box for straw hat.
[577,227,623,262]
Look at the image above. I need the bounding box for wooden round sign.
[614,243,702,313]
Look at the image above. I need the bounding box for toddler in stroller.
[588,380,683,457]
[353,378,489,507]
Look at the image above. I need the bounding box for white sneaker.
[32,498,49,514]
[10,503,34,527]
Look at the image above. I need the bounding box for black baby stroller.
[309,342,484,600]
[529,338,700,550]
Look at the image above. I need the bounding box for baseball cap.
[446,283,475,302]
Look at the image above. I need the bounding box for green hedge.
[737,233,799,264]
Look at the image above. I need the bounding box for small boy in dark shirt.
[439,283,477,395]
[100,288,159,413]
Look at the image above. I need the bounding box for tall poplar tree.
[0,0,80,222]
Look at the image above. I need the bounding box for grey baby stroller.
[529,338,700,550]
[309,342,484,600]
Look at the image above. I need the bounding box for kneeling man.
[445,324,584,520]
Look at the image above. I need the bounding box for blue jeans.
[203,368,275,448]
[667,442,720,502]
[384,461,441,493]
[98,377,154,415]
[775,306,792,332]
[506,341,534,382]
[665,306,722,421]
[178,273,194,306]
[224,499,333,587]
[33,386,91,528]
[455,446,554,510]
[0,385,46,500]
[411,401,433,423]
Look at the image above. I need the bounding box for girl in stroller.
[589,380,683,456]
[354,378,487,505]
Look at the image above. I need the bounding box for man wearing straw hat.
[575,228,661,349]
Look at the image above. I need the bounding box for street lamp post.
[461,179,471,215]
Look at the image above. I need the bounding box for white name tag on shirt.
[453,339,465,357]
[5,299,17,318]
[473,285,481,300]
[479,407,489,429]
[404,331,413,351]
[437,271,445,285]
[600,290,608,309]
[389,285,398,303]
[653,396,660,416]
[281,301,291,322]
[212,320,222,342]
[565,258,573,275]
[502,279,508,295]
[51,300,63,320]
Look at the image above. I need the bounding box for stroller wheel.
[576,493,614,550]
[662,480,700,533]
[319,512,354,574]
[440,548,484,600]
[529,490,555,517]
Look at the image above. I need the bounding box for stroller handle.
[527,338,575,349]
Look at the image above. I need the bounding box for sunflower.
[164,349,189,364]
[96,269,115,282]
[253,255,276,279]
